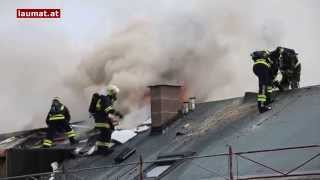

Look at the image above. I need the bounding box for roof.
[62,85,320,180]
[2,85,320,179]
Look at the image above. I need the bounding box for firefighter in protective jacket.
[270,46,301,90]
[42,97,78,147]
[251,50,274,113]
[91,85,123,154]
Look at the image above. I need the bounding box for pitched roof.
[2,85,320,179]
[61,86,320,180]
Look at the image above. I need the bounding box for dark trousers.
[93,113,114,151]
[253,64,273,110]
[43,120,75,147]
[95,126,113,151]
[280,72,300,90]
[280,74,290,90]
[280,63,301,90]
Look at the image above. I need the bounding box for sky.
[0,0,319,133]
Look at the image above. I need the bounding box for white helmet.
[107,85,120,96]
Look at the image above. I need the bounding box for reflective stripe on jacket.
[254,59,271,68]
[95,123,110,128]
[49,106,65,121]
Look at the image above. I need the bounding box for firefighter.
[91,85,123,154]
[251,50,273,113]
[42,97,78,148]
[270,46,301,90]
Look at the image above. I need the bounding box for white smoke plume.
[0,0,319,133]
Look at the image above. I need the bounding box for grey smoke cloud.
[68,0,276,112]
[0,0,319,133]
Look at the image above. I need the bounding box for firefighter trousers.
[253,64,273,111]
[43,120,76,147]
[93,113,114,151]
[95,126,113,151]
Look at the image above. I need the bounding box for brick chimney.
[149,85,182,134]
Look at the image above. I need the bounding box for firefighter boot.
[259,106,272,113]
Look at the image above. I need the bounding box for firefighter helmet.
[106,85,120,96]
[53,97,62,102]
[251,50,269,60]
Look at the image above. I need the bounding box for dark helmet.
[276,46,284,53]
[251,50,269,60]
[51,97,62,113]
[277,46,298,56]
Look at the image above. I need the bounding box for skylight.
[146,165,171,178]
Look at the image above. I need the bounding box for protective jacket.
[94,95,122,129]
[270,47,301,90]
[46,105,70,123]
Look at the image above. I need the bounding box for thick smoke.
[0,0,319,133]
[68,0,280,114]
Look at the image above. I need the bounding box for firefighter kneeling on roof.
[89,85,123,155]
[42,97,78,148]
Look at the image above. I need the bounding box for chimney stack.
[149,85,182,134]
